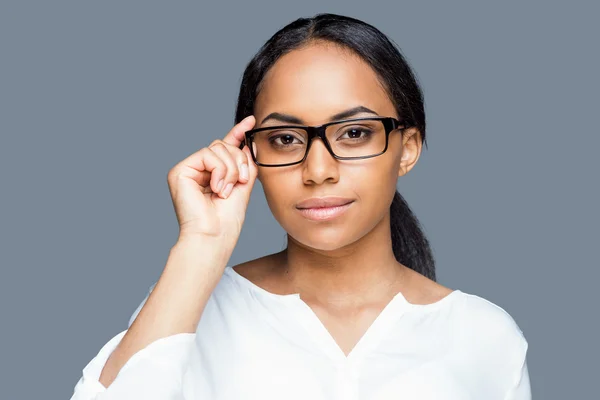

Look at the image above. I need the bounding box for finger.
[229,144,251,183]
[177,147,227,194]
[222,115,256,148]
[242,145,258,182]
[228,144,259,204]
[209,143,239,199]
[211,140,251,184]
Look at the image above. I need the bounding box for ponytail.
[390,190,436,281]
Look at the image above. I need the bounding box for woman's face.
[253,41,422,251]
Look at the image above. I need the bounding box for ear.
[256,166,263,184]
[398,127,423,177]
[250,142,262,183]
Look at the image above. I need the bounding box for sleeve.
[462,294,532,400]
[69,283,196,400]
[503,341,531,400]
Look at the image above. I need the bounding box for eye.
[339,128,372,140]
[269,133,303,146]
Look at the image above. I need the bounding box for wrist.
[171,235,234,266]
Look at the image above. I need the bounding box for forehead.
[254,42,395,125]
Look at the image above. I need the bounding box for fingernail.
[217,179,224,193]
[240,164,249,180]
[222,183,233,198]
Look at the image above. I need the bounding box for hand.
[167,116,258,242]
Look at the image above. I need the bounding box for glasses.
[239,117,408,167]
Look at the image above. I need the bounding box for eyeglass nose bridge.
[302,125,338,161]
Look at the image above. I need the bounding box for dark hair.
[234,13,436,281]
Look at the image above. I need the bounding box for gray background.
[1,1,597,399]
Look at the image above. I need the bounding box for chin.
[286,225,362,252]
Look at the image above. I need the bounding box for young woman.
[71,13,530,400]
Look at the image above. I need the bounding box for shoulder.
[452,291,529,365]
[457,292,526,338]
[444,292,530,393]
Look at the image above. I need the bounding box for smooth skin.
[233,41,453,356]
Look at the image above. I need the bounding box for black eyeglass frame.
[238,116,408,167]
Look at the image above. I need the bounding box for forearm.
[98,237,231,388]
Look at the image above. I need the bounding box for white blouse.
[70,266,531,400]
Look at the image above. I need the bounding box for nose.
[302,137,340,185]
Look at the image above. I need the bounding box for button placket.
[335,361,359,400]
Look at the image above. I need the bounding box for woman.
[71,13,530,400]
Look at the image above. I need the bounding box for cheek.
[349,156,399,194]
[348,161,399,235]
[259,172,295,218]
[350,164,398,216]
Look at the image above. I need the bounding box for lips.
[296,197,355,209]
[295,197,355,222]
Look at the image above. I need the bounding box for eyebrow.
[259,105,379,125]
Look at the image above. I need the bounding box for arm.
[70,237,231,399]
[71,114,256,399]
[503,343,531,400]
[98,238,229,388]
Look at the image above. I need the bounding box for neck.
[277,215,407,305]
